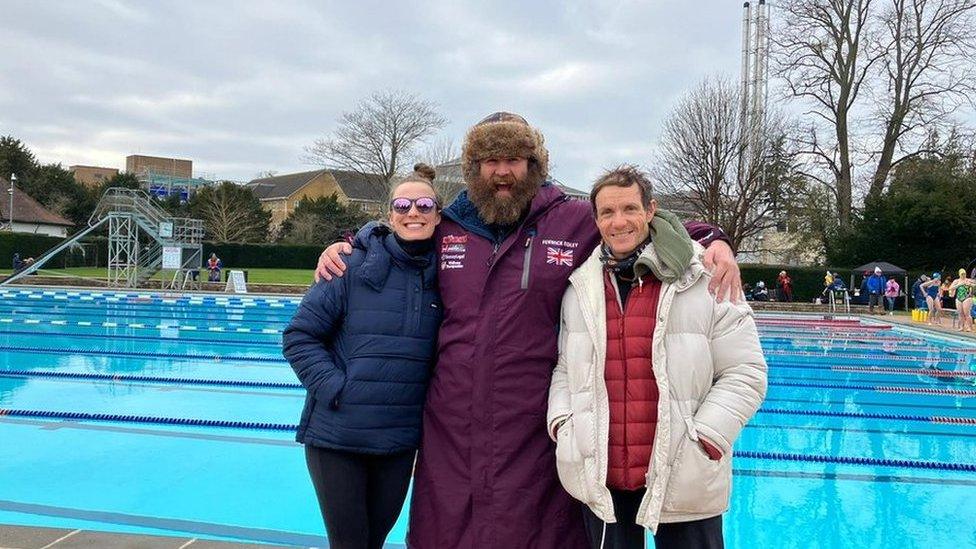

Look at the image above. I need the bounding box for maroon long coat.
[407,185,718,548]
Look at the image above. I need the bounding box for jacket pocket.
[554,416,588,503]
[661,421,730,516]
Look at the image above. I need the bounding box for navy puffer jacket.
[282,225,441,454]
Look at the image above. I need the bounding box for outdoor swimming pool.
[0,288,974,548]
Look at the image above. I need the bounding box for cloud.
[0,0,809,184]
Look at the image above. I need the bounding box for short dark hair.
[589,164,654,215]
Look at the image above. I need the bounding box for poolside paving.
[877,312,976,340]
[0,525,310,549]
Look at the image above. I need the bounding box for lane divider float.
[0,370,301,389]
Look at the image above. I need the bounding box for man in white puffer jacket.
[547,166,767,548]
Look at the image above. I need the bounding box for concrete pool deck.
[0,525,310,549]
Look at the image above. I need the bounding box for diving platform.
[1,188,204,289]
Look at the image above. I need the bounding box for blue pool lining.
[0,317,283,334]
[4,370,972,398]
[736,450,976,472]
[746,422,976,439]
[0,288,302,304]
[0,409,295,431]
[767,361,976,378]
[737,469,976,487]
[0,345,287,363]
[0,500,330,548]
[0,328,281,347]
[0,370,301,389]
[760,407,976,425]
[2,409,973,472]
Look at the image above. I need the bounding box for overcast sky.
[1,0,758,186]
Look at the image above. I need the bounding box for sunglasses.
[390,196,438,214]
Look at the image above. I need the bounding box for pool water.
[0,289,974,548]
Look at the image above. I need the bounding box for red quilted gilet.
[604,270,662,490]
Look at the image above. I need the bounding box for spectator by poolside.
[911,275,930,310]
[777,270,794,302]
[885,277,900,315]
[12,253,24,272]
[207,253,222,282]
[866,267,887,315]
[753,280,769,301]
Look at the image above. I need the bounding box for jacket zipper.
[520,234,534,290]
[487,242,500,267]
[415,270,424,332]
[618,293,627,484]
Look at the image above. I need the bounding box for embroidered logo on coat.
[546,247,574,267]
[440,234,467,270]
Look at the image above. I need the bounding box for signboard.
[161,246,182,269]
[225,270,247,294]
[159,221,174,238]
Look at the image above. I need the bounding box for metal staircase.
[2,188,204,289]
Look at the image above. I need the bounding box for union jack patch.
[546,247,574,267]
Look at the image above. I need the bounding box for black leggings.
[305,445,415,549]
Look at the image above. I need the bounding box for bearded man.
[316,112,742,548]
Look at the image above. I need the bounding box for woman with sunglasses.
[283,164,442,549]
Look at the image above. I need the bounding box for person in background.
[921,273,943,325]
[12,253,24,272]
[548,166,766,549]
[866,267,887,314]
[884,277,900,315]
[911,275,930,311]
[752,280,769,301]
[207,253,223,282]
[776,270,794,302]
[282,164,443,549]
[949,269,976,333]
[941,275,955,310]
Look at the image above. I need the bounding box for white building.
[0,178,74,237]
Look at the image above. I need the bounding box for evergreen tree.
[278,194,372,245]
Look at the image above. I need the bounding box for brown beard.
[467,170,544,226]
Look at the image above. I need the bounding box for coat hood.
[354,222,435,292]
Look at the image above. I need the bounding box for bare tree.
[416,137,459,167]
[774,0,879,229]
[410,137,465,204]
[188,182,270,243]
[655,78,790,253]
[868,0,976,200]
[305,90,447,191]
[774,0,976,225]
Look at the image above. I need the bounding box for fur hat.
[461,111,549,185]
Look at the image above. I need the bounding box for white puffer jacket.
[547,242,766,532]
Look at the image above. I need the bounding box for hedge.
[740,264,938,302]
[0,232,96,269]
[203,242,324,269]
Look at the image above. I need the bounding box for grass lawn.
[0,267,315,285]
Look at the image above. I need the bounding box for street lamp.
[8,173,15,232]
